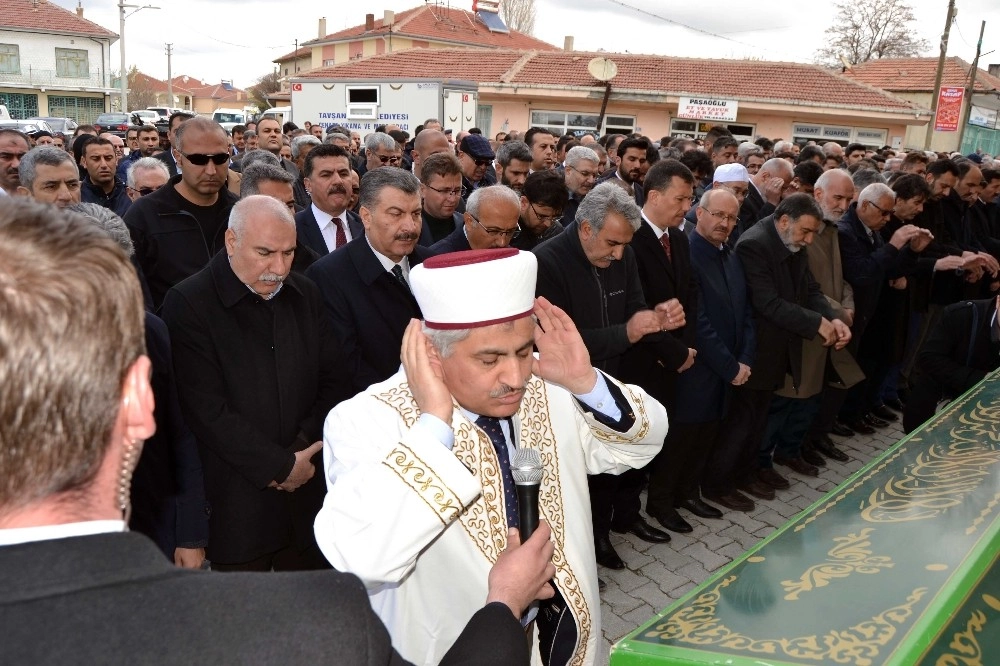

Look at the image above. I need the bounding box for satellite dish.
[588,57,618,82]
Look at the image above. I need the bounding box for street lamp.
[118,1,160,113]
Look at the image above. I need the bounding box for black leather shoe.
[756,467,790,490]
[801,446,826,467]
[738,479,776,500]
[615,517,673,542]
[649,508,692,533]
[831,421,855,437]
[704,490,755,512]
[884,398,905,412]
[813,435,850,462]
[864,413,890,429]
[870,404,899,422]
[595,536,625,570]
[845,418,875,435]
[773,455,820,477]
[678,498,723,519]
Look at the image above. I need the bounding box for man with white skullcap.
[314,248,668,665]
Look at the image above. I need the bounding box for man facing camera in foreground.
[315,249,668,665]
[0,199,553,665]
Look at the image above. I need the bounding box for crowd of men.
[2,112,1000,665]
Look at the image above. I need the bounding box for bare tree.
[127,67,159,112]
[499,0,535,35]
[814,0,930,68]
[248,71,282,112]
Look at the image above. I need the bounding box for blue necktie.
[475,416,519,528]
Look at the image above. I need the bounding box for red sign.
[934,86,964,132]
[292,83,302,92]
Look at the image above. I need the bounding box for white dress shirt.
[311,203,353,253]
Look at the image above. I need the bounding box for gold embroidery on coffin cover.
[780,528,894,601]
[646,575,927,666]
[934,594,1000,666]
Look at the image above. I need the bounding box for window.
[322,59,335,67]
[346,86,379,105]
[476,105,492,137]
[669,119,755,143]
[48,96,104,124]
[55,48,90,78]
[529,110,634,137]
[0,44,19,75]
[0,92,39,119]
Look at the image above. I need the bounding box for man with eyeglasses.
[125,157,169,202]
[125,117,239,310]
[534,181,686,571]
[419,152,465,245]
[837,183,930,435]
[360,132,402,177]
[0,129,30,196]
[293,144,362,259]
[563,145,600,225]
[511,169,567,251]
[456,134,496,201]
[683,163,750,240]
[430,185,520,255]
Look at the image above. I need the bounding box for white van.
[259,106,291,126]
[212,108,247,132]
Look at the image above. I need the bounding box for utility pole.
[165,43,173,108]
[957,21,987,152]
[294,39,299,73]
[117,1,160,112]
[924,0,956,150]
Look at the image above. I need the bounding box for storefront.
[790,122,890,148]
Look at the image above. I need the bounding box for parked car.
[130,110,159,125]
[93,112,131,138]
[0,119,55,136]
[145,107,186,123]
[27,117,78,134]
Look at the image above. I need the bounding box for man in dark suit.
[430,184,520,255]
[904,296,1000,432]
[162,196,345,571]
[306,167,432,395]
[728,195,850,503]
[685,190,758,512]
[294,144,362,257]
[596,136,650,207]
[534,181,685,569]
[0,197,553,665]
[256,117,300,178]
[154,111,194,178]
[617,160,705,533]
[418,152,465,245]
[735,157,793,241]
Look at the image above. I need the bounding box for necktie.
[475,416,518,528]
[333,216,347,249]
[659,232,672,262]
[391,264,410,292]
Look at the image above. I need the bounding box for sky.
[55,0,1000,90]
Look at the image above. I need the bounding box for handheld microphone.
[511,447,543,541]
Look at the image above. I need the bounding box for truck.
[288,77,478,136]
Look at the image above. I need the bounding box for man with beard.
[495,140,531,193]
[512,169,568,251]
[80,137,130,217]
[125,117,239,310]
[306,168,432,394]
[1,130,31,197]
[294,144,362,258]
[162,196,343,571]
[597,136,650,207]
[562,145,600,225]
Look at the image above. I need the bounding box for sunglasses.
[376,154,401,164]
[472,157,491,167]
[128,186,160,196]
[179,151,229,166]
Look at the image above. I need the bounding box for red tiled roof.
[305,4,556,52]
[0,0,116,38]
[297,48,921,113]
[274,46,311,63]
[132,71,193,95]
[845,57,1000,93]
[167,75,246,102]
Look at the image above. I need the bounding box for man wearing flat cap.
[314,248,668,665]
[457,133,496,201]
